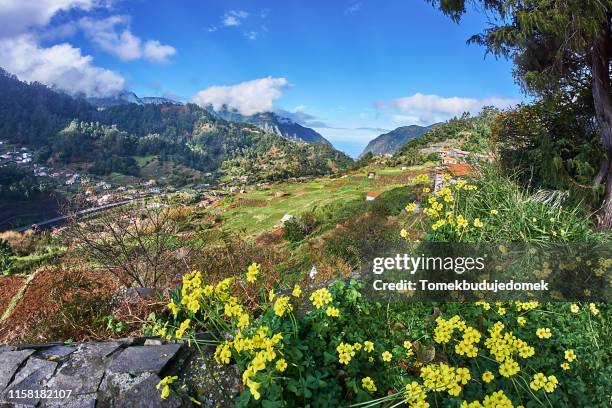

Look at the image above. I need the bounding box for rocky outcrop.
[0,337,240,407]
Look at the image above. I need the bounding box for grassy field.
[218,164,432,236]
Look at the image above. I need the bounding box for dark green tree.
[427,0,612,227]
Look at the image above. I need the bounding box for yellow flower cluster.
[292,284,302,297]
[413,174,430,184]
[514,301,539,311]
[337,342,356,365]
[589,303,600,315]
[227,326,285,400]
[361,377,377,393]
[433,315,466,344]
[309,287,332,309]
[404,381,428,407]
[483,321,534,378]
[530,373,558,393]
[325,306,340,317]
[420,363,469,396]
[246,262,260,282]
[405,202,417,212]
[273,296,293,317]
[461,390,517,408]
[156,375,178,400]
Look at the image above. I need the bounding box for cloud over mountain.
[192,77,289,116]
[0,34,124,97]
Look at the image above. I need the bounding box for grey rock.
[41,393,96,408]
[108,344,181,374]
[0,350,35,392]
[2,358,57,406]
[46,342,122,395]
[37,346,76,360]
[144,339,163,346]
[0,346,16,353]
[114,373,182,408]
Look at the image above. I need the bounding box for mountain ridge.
[360,124,436,157]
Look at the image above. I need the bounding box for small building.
[366,191,380,201]
[442,156,457,165]
[367,172,376,179]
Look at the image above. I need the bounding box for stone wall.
[0,337,240,408]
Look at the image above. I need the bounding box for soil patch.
[0,275,26,317]
[0,267,121,343]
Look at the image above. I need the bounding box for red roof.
[446,163,472,177]
[366,192,381,198]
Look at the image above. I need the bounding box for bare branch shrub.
[66,199,197,288]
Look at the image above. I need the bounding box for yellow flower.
[530,373,547,390]
[381,351,392,362]
[589,303,600,315]
[499,359,520,377]
[400,228,408,238]
[309,287,332,309]
[268,289,276,302]
[482,371,494,383]
[536,327,552,339]
[273,296,293,317]
[564,349,576,362]
[325,306,340,317]
[406,202,417,212]
[167,299,179,316]
[361,376,377,393]
[247,379,261,400]
[517,316,526,326]
[560,362,570,370]
[570,303,579,313]
[543,375,558,393]
[175,319,191,339]
[246,262,260,282]
[456,367,471,385]
[237,313,250,329]
[490,209,498,215]
[292,284,302,297]
[276,359,288,372]
[160,385,170,400]
[214,341,232,364]
[364,341,374,352]
[473,218,484,228]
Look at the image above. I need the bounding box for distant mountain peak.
[210,106,333,146]
[360,124,435,157]
[86,91,182,109]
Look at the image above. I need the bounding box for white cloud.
[378,93,519,125]
[344,2,363,14]
[223,10,249,26]
[0,34,124,96]
[244,31,258,40]
[78,16,176,62]
[0,0,104,38]
[192,77,289,116]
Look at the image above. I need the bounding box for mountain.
[212,108,332,146]
[0,68,353,186]
[86,91,181,109]
[360,125,435,157]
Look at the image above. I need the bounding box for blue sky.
[0,0,523,157]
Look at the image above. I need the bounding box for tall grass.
[429,164,610,243]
